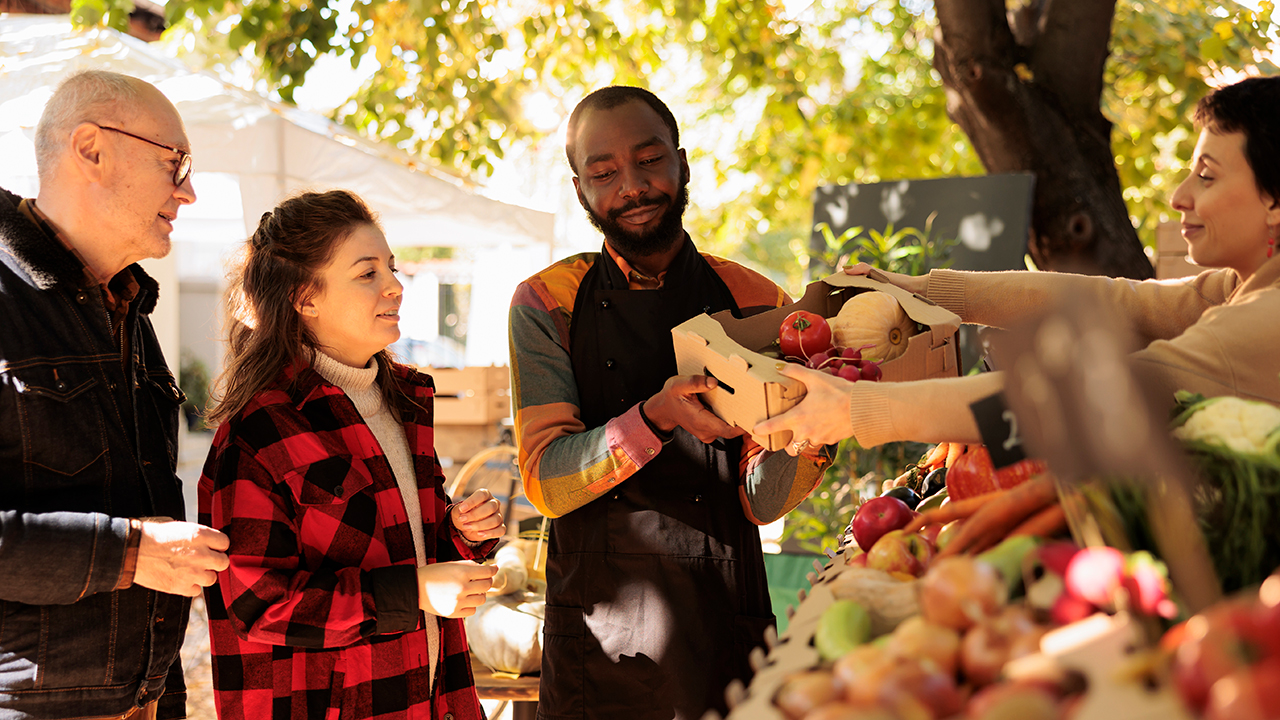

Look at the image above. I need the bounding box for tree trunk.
[932,0,1153,279]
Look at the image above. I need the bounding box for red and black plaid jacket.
[198,361,496,720]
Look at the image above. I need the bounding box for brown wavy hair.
[205,189,405,426]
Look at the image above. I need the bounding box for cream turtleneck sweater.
[310,351,439,689]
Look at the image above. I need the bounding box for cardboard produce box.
[672,271,961,451]
[422,365,511,426]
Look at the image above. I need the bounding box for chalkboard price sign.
[969,393,1026,469]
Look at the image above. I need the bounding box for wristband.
[638,402,675,444]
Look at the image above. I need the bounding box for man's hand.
[133,520,230,597]
[451,488,506,543]
[417,561,497,618]
[642,375,745,444]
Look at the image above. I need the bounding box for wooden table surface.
[469,653,540,702]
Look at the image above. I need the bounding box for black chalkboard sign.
[811,173,1036,371]
[968,392,1027,469]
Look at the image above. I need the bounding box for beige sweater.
[310,351,438,690]
[849,255,1280,446]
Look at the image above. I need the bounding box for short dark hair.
[565,86,680,175]
[1194,76,1280,202]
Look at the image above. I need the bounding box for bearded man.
[507,86,832,720]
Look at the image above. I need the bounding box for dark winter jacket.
[0,187,190,719]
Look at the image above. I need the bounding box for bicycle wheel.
[446,445,539,534]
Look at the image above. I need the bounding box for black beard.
[580,181,690,258]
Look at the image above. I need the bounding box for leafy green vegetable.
[1107,392,1280,593]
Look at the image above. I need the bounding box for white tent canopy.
[0,14,554,250]
[0,14,559,368]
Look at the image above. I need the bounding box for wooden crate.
[421,365,511,426]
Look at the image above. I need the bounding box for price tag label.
[969,393,1026,469]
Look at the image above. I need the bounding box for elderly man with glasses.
[0,70,230,720]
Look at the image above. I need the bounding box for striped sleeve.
[508,256,669,518]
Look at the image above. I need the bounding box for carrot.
[922,443,949,470]
[944,442,965,469]
[902,489,1004,534]
[937,475,1058,557]
[1008,503,1067,539]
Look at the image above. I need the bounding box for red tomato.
[778,310,833,359]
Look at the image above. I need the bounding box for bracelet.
[638,402,675,443]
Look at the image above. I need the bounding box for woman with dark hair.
[756,75,1280,451]
[198,189,504,720]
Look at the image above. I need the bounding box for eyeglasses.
[93,124,193,187]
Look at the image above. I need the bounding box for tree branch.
[1031,0,1118,116]
[933,0,1017,62]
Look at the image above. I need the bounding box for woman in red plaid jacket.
[197,189,504,720]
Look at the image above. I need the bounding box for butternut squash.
[830,291,915,363]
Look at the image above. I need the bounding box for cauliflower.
[1171,396,1280,456]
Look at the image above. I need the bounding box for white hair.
[35,70,144,183]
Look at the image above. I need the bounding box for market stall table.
[470,652,538,720]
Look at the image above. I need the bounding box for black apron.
[537,239,775,720]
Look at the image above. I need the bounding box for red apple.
[917,523,942,548]
[1036,541,1080,577]
[1172,604,1256,713]
[1205,656,1280,720]
[919,556,1008,631]
[866,530,934,577]
[851,496,916,552]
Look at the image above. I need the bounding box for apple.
[801,703,896,720]
[960,606,1044,687]
[874,656,965,720]
[832,645,896,704]
[866,530,934,577]
[919,556,1008,631]
[934,520,962,553]
[1172,603,1257,712]
[851,496,916,552]
[917,523,942,548]
[886,615,962,676]
[1036,541,1080,577]
[846,552,868,568]
[1205,656,1280,720]
[965,682,1060,720]
[775,670,841,720]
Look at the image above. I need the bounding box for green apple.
[815,599,872,661]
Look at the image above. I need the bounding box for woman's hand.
[753,363,858,454]
[844,261,929,296]
[417,561,497,618]
[451,488,506,543]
